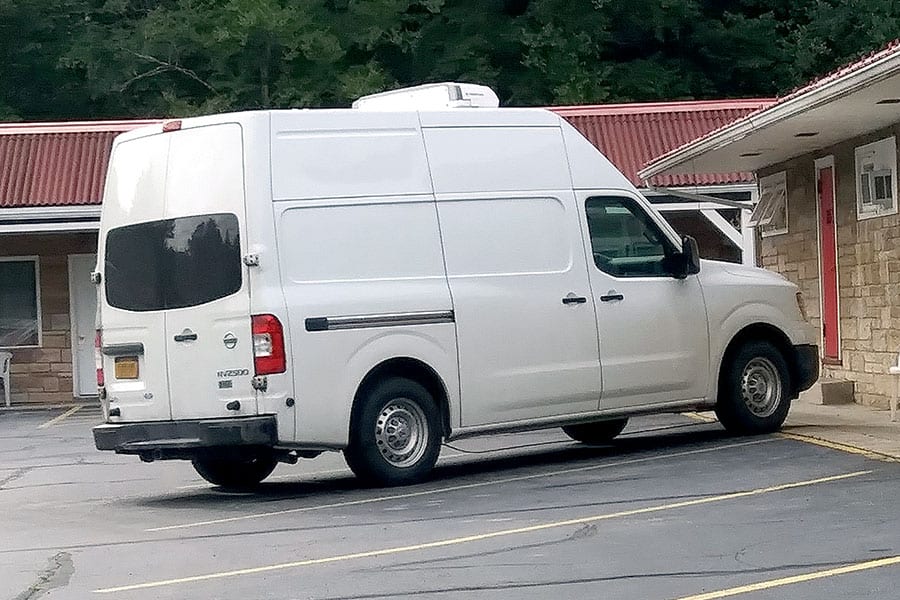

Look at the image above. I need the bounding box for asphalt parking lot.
[2,407,899,600]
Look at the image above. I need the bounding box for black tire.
[192,454,277,489]
[344,377,441,487]
[715,340,792,435]
[562,418,629,445]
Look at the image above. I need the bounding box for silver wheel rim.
[375,398,428,468]
[741,357,782,418]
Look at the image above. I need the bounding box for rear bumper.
[93,416,277,460]
[791,344,819,395]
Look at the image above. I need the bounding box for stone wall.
[759,123,900,408]
[1,233,97,404]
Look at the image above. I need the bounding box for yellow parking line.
[94,469,868,594]
[146,438,776,532]
[37,406,82,429]
[674,554,900,600]
[684,412,899,463]
[779,432,899,463]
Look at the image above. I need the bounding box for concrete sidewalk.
[780,391,900,460]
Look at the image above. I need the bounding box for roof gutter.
[0,205,100,234]
[646,186,754,210]
[0,206,100,221]
[638,49,900,182]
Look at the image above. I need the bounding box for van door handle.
[173,332,198,342]
[600,292,624,302]
[562,295,588,305]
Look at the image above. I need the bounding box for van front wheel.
[344,377,441,487]
[715,340,791,435]
[192,454,277,489]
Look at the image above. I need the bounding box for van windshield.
[104,213,241,312]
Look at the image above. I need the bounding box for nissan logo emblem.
[223,333,238,349]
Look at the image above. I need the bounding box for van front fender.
[709,301,814,400]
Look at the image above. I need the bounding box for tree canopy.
[1,0,898,120]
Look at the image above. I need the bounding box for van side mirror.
[673,235,701,279]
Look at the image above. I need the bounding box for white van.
[92,84,818,488]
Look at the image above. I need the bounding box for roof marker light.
[162,120,182,132]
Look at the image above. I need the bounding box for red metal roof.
[0,120,159,208]
[550,99,774,187]
[0,100,775,210]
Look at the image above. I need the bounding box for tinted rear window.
[105,213,241,311]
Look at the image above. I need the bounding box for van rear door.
[101,133,172,422]
[162,124,255,420]
[102,123,254,421]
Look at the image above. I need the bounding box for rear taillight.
[95,330,105,387]
[252,314,286,375]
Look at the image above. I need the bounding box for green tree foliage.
[1,0,897,120]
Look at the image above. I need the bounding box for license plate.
[114,356,139,379]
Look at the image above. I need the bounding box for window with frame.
[750,171,788,237]
[105,213,242,312]
[855,137,897,220]
[0,257,40,347]
[585,196,678,277]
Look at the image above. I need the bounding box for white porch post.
[741,186,758,266]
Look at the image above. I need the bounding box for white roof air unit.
[352,83,500,110]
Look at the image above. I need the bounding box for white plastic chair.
[0,351,11,408]
[889,352,900,422]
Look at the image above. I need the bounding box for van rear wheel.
[562,418,629,445]
[192,454,277,489]
[344,377,441,487]
[715,340,791,435]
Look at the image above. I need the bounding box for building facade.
[642,39,900,408]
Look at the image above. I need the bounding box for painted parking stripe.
[685,412,900,463]
[146,437,776,532]
[95,470,869,594]
[674,554,900,600]
[37,406,81,429]
[779,432,899,463]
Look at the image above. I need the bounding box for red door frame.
[816,156,840,362]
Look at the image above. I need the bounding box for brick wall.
[1,233,97,404]
[759,124,900,408]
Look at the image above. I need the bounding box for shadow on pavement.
[128,425,738,509]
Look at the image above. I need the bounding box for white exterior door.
[577,192,709,410]
[69,254,98,397]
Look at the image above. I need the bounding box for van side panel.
[423,125,602,426]
[276,199,457,446]
[270,111,457,447]
[424,126,572,194]
[269,111,432,201]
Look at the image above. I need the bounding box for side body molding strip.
[305,310,454,332]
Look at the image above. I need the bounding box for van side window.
[585,196,675,277]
